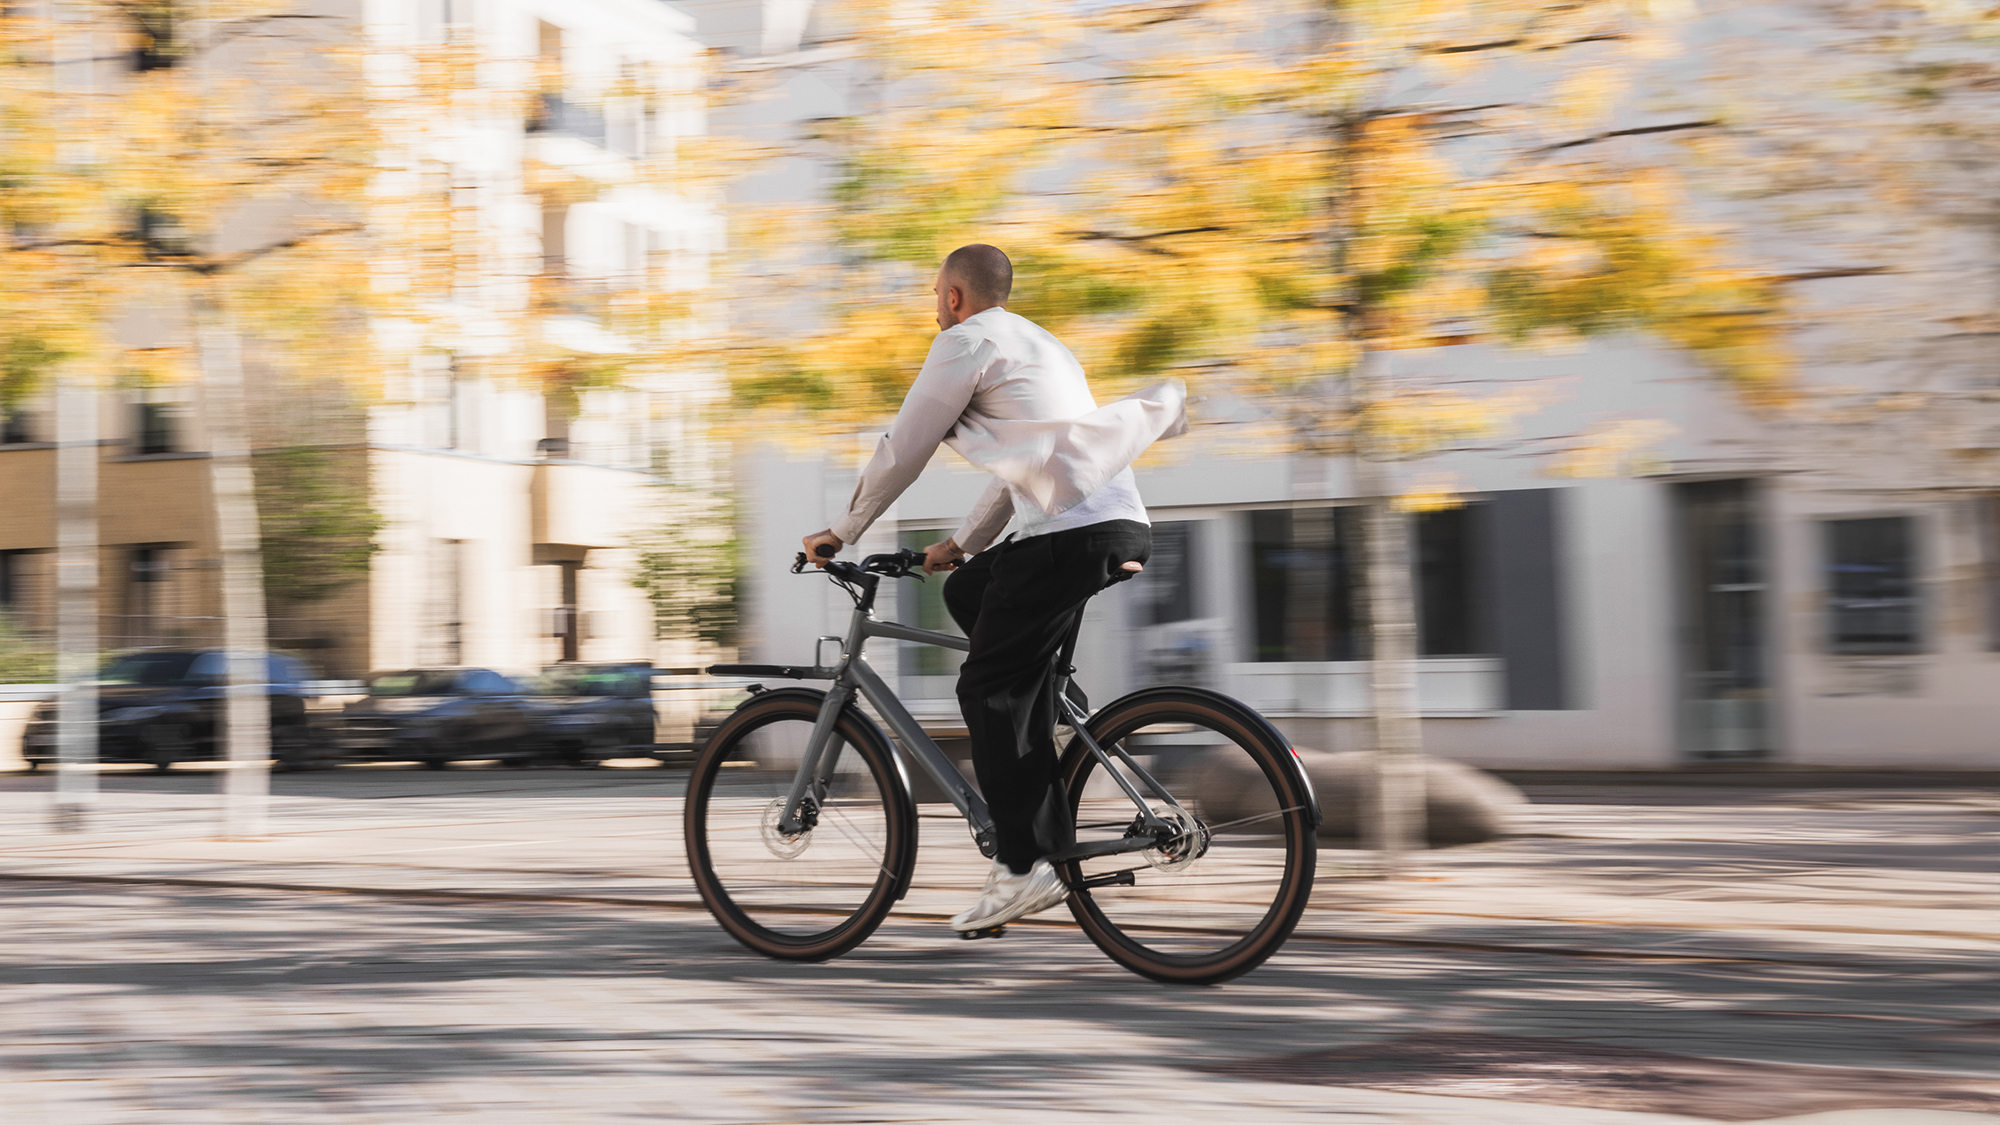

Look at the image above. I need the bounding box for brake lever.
[791,552,809,574]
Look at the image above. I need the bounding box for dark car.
[528,662,658,767]
[335,667,536,769]
[21,650,321,772]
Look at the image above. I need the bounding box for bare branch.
[1427,32,1628,55]
[1063,226,1229,249]
[201,223,367,274]
[1534,119,1720,155]
[1768,267,1892,283]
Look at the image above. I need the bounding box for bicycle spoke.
[1063,698,1313,980]
[1203,805,1306,834]
[696,709,898,942]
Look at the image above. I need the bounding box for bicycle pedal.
[958,925,1006,941]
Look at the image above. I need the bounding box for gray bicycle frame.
[776,580,1192,862]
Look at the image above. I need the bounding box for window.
[368,670,458,696]
[103,650,201,685]
[1,409,34,444]
[135,401,174,454]
[1247,507,1366,662]
[1980,496,2000,652]
[1249,504,1493,664]
[0,549,36,611]
[1415,506,1483,656]
[1825,516,1920,654]
[1135,521,1199,626]
[897,529,965,681]
[460,670,515,695]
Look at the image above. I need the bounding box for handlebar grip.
[814,543,838,558]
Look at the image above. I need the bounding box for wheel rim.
[695,709,898,942]
[1064,709,1308,968]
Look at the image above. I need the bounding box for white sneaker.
[951,858,1069,931]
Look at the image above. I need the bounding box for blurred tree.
[0,612,56,684]
[255,446,384,606]
[721,0,1796,871]
[632,482,740,652]
[3,1,408,830]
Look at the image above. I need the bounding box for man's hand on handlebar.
[921,537,965,576]
[801,529,843,569]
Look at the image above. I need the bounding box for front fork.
[777,684,852,835]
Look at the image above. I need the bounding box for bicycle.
[686,547,1320,984]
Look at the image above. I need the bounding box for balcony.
[526,93,606,147]
[530,459,643,550]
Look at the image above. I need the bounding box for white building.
[0,0,725,686]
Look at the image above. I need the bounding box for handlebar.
[790,547,935,582]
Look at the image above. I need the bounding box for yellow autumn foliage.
[720,0,1794,458]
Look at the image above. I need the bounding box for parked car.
[21,650,322,772]
[334,668,536,769]
[528,662,658,767]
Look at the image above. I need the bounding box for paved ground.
[1,763,1997,1124]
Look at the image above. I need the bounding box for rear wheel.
[685,690,915,962]
[1059,688,1317,985]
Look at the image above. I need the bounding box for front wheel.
[685,689,916,962]
[1060,688,1318,985]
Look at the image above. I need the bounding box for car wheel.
[272,729,312,773]
[145,723,192,773]
[581,732,625,768]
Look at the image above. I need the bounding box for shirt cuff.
[828,511,870,545]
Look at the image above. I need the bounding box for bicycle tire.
[685,689,916,962]
[1059,687,1317,985]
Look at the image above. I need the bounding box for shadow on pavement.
[7,879,2000,1122]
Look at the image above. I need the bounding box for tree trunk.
[52,373,98,832]
[1355,352,1426,876]
[199,306,272,839]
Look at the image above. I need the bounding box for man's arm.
[917,477,1014,574]
[824,333,981,548]
[953,477,1013,556]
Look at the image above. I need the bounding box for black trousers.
[943,519,1152,873]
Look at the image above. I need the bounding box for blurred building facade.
[747,338,2000,771]
[698,0,2000,771]
[0,0,722,681]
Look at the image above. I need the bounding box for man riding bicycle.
[802,243,1186,933]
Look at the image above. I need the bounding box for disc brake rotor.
[1142,805,1209,873]
[759,796,814,859]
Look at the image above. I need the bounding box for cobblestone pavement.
[1,765,1997,1124]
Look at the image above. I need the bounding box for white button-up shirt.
[828,307,1187,554]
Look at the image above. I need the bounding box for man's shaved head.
[942,244,1013,306]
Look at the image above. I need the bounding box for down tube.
[846,659,992,834]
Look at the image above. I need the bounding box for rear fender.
[1085,685,1322,828]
